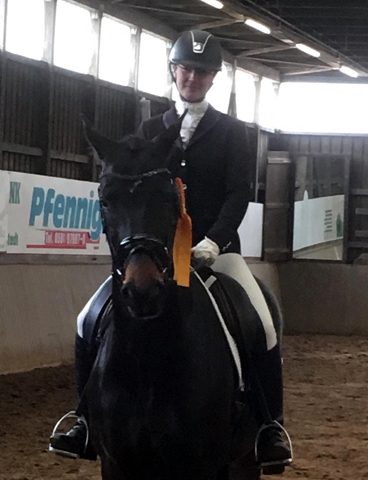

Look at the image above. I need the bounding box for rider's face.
[172,64,217,103]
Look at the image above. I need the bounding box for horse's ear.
[81,114,116,160]
[151,110,187,157]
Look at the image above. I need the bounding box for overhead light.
[296,43,320,58]
[245,18,271,35]
[200,0,224,9]
[340,65,359,78]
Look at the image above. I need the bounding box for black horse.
[82,120,284,480]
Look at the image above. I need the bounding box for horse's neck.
[109,294,181,357]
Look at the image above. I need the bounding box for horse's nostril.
[121,285,132,299]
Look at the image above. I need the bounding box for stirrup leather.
[254,420,293,469]
[49,411,89,459]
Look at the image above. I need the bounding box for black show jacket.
[138,105,251,254]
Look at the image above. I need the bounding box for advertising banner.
[1,170,263,258]
[293,192,344,252]
[2,170,109,255]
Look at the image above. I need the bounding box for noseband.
[116,235,169,276]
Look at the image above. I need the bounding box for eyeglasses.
[176,64,215,76]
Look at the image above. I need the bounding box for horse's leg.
[230,454,261,480]
[101,459,126,480]
[217,464,230,480]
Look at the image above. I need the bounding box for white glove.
[192,236,220,267]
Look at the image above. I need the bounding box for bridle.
[99,167,175,280]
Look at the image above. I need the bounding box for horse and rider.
[49,30,292,478]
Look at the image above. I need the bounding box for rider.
[50,29,291,473]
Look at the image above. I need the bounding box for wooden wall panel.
[95,83,137,140]
[1,152,37,173]
[1,58,47,174]
[50,158,84,180]
[50,70,93,154]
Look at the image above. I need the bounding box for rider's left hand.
[191,236,220,267]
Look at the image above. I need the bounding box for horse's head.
[84,117,184,319]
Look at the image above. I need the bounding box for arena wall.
[1,260,368,374]
[279,262,368,336]
[0,259,280,374]
[0,262,110,374]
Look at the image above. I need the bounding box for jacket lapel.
[187,105,221,149]
[163,107,183,150]
[163,106,178,129]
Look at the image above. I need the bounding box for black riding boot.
[49,334,97,460]
[253,344,292,475]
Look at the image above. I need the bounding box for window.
[259,77,279,130]
[278,82,368,134]
[235,69,256,123]
[99,16,133,86]
[138,31,169,97]
[206,63,233,114]
[54,0,95,75]
[5,0,45,61]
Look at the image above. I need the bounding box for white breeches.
[212,253,277,351]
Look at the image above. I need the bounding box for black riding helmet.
[169,30,223,72]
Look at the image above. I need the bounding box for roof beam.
[238,45,295,57]
[217,36,277,45]
[282,66,337,77]
[191,18,243,30]
[109,4,223,20]
[249,58,323,68]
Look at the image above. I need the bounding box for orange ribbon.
[173,178,192,287]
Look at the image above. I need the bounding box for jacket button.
[181,159,186,166]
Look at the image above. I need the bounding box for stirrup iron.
[254,420,293,471]
[49,411,89,459]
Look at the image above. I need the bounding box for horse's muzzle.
[120,281,167,320]
[114,235,170,320]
